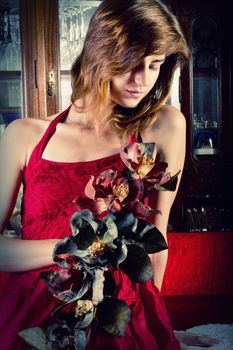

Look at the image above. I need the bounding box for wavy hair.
[71,0,189,138]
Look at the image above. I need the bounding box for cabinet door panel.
[58,0,101,110]
[0,0,22,135]
[20,0,60,118]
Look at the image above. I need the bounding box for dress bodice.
[21,106,125,240]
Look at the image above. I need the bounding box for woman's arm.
[0,119,59,272]
[0,235,59,272]
[144,105,186,289]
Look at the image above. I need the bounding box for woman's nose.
[131,64,149,87]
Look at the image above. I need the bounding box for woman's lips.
[126,89,144,98]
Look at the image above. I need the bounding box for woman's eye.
[150,65,159,71]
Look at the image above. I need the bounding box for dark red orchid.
[75,143,180,218]
[75,169,129,215]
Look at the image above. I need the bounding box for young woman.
[0,0,217,349]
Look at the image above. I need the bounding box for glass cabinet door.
[59,0,102,110]
[191,15,220,159]
[0,0,22,137]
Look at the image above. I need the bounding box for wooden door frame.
[20,0,60,118]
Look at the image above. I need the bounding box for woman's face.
[110,54,165,109]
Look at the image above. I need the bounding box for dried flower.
[136,155,155,179]
[112,183,129,202]
[75,300,94,317]
[87,236,106,257]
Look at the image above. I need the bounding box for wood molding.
[20,0,60,118]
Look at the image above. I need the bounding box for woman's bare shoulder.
[156,104,186,130]
[1,114,59,166]
[3,113,59,142]
[2,118,44,147]
[142,104,186,143]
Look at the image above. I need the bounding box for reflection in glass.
[185,195,232,232]
[59,1,101,109]
[191,16,220,157]
[0,0,22,135]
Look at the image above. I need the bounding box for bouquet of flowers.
[19,142,180,350]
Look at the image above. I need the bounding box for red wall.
[161,231,233,296]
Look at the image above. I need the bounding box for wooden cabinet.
[0,0,101,121]
[20,0,60,118]
[0,0,60,126]
[165,0,232,232]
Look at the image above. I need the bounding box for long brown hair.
[71,0,189,138]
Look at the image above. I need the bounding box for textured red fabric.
[162,231,233,296]
[0,107,180,350]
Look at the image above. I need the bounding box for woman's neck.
[67,97,115,130]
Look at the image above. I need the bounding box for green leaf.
[98,298,131,336]
[119,245,154,283]
[140,228,167,253]
[105,242,128,268]
[135,219,168,253]
[99,215,118,245]
[18,327,48,350]
[53,237,85,268]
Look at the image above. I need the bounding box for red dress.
[0,107,180,350]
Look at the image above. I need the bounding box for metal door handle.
[48,70,56,96]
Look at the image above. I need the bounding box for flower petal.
[146,161,168,179]
[94,169,119,196]
[76,196,109,216]
[110,210,137,237]
[156,171,181,192]
[47,324,73,349]
[41,269,91,303]
[70,210,99,236]
[53,236,91,264]
[105,242,128,268]
[120,143,156,177]
[84,176,96,199]
[125,200,160,218]
[98,214,118,244]
[75,307,94,329]
[53,237,89,268]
